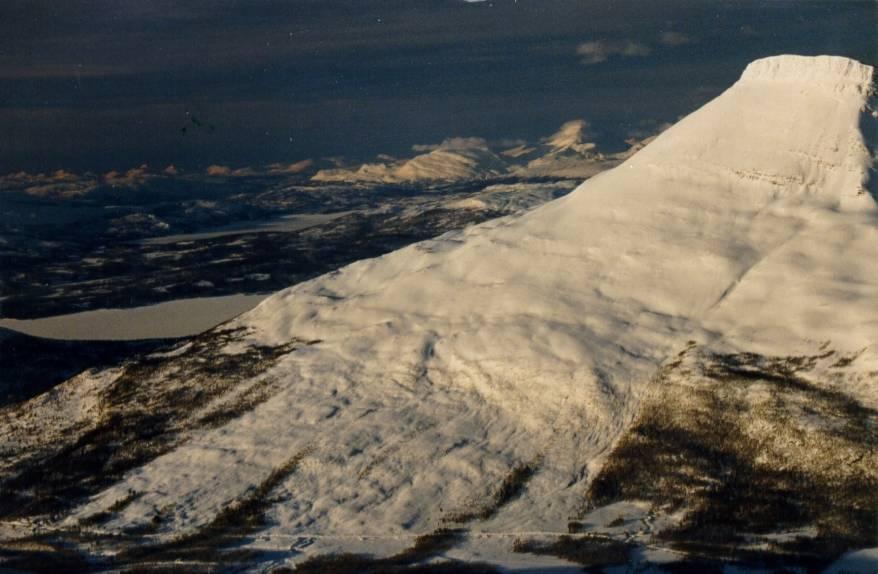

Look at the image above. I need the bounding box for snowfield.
[1,55,876,572]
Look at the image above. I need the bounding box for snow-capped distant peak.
[312,137,507,183]
[544,119,598,153]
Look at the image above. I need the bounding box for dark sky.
[1,0,875,173]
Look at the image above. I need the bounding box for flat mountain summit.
[1,55,876,572]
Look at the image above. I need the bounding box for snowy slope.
[62,56,877,551]
[1,55,874,571]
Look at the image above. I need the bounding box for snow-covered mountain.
[507,119,615,178]
[1,55,876,572]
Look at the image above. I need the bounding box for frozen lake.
[0,294,268,340]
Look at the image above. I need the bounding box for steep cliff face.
[1,55,875,572]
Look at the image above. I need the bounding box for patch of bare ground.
[582,347,878,570]
[196,375,279,429]
[0,326,302,519]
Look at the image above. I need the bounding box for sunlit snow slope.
[70,55,876,544]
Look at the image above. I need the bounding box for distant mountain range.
[312,119,633,183]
